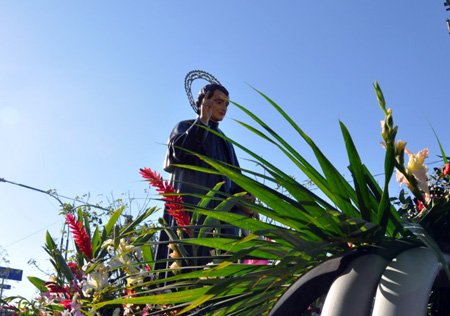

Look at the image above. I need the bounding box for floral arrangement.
[0,204,167,316]
[2,82,450,315]
[388,145,450,315]
[393,146,450,246]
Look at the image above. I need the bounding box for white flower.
[81,263,109,297]
[104,238,139,272]
[127,267,150,285]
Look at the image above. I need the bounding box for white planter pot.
[270,245,450,316]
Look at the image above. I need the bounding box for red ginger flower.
[139,168,191,230]
[65,214,93,260]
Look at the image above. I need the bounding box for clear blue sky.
[1,1,449,299]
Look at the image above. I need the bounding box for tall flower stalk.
[66,214,93,260]
[139,168,192,236]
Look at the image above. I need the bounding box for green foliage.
[130,82,445,315]
[4,83,450,315]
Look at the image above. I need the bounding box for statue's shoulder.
[174,119,197,129]
[178,119,196,125]
[170,119,198,135]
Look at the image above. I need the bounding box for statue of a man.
[156,83,243,270]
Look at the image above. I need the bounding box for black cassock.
[155,117,242,270]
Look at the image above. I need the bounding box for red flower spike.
[65,214,93,260]
[140,168,191,231]
[443,163,450,176]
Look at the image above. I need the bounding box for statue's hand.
[200,91,213,125]
[238,193,257,218]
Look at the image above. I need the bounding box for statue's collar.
[196,117,220,130]
[210,121,219,130]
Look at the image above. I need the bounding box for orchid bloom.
[103,238,140,274]
[127,267,150,287]
[102,238,150,286]
[81,263,109,297]
[60,294,83,316]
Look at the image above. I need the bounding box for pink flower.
[44,281,69,294]
[140,168,191,231]
[417,200,425,213]
[44,282,71,301]
[243,259,270,265]
[443,163,450,175]
[68,262,82,280]
[66,214,93,260]
[60,300,73,309]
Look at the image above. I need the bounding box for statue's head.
[195,84,229,114]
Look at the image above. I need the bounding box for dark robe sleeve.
[164,118,210,173]
[155,117,245,271]
[164,118,244,197]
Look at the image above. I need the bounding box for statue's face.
[209,90,229,122]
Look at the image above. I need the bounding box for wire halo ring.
[185,70,222,113]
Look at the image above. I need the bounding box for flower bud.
[386,109,394,129]
[380,120,388,140]
[396,140,406,153]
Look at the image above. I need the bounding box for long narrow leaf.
[104,206,124,237]
[340,121,373,222]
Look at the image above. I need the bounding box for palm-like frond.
[90,83,417,315]
[28,83,449,316]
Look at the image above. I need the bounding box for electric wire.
[3,220,61,249]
